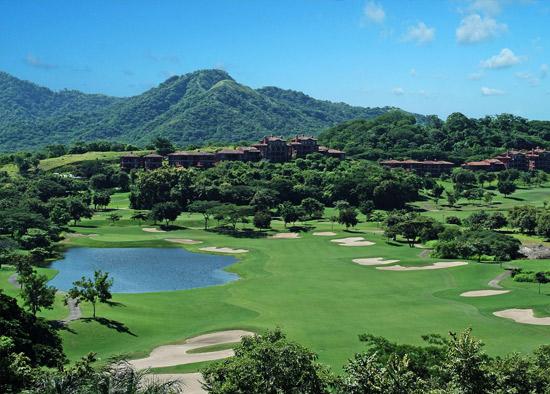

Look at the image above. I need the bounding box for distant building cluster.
[462,148,550,172]
[379,159,455,176]
[120,135,345,171]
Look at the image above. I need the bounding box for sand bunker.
[331,237,375,247]
[64,232,98,238]
[377,261,468,271]
[130,330,253,370]
[199,247,248,254]
[460,290,510,297]
[493,309,550,325]
[142,227,166,233]
[270,232,301,239]
[352,257,399,266]
[313,232,337,236]
[165,238,203,245]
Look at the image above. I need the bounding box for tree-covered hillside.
[319,111,550,162]
[0,69,409,151]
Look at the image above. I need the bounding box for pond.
[48,248,239,293]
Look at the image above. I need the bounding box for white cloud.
[24,53,58,70]
[456,14,507,44]
[541,64,549,79]
[515,71,540,87]
[481,48,522,69]
[410,68,417,77]
[481,86,505,96]
[392,87,405,95]
[363,1,385,24]
[468,71,484,80]
[403,22,435,44]
[469,0,501,16]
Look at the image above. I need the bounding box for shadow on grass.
[81,317,137,336]
[385,241,403,247]
[208,227,268,239]
[105,300,126,308]
[505,196,525,201]
[158,224,188,231]
[72,224,98,228]
[288,225,314,232]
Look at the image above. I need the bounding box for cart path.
[488,270,511,289]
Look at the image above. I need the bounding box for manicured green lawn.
[38,151,149,172]
[3,191,549,373]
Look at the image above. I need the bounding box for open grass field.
[38,151,149,172]
[2,191,549,373]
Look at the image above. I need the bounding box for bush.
[446,216,462,225]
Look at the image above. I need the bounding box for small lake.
[48,248,239,293]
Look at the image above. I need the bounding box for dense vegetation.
[319,111,550,162]
[0,69,404,151]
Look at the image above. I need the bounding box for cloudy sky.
[0,0,548,119]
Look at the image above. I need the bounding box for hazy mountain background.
[0,69,424,151]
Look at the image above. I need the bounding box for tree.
[509,206,538,234]
[253,211,272,230]
[300,197,324,220]
[150,201,181,226]
[19,271,56,316]
[49,204,71,226]
[67,270,113,319]
[431,184,444,205]
[152,136,175,156]
[535,272,548,295]
[338,208,358,229]
[483,191,494,206]
[446,191,457,207]
[107,213,121,225]
[92,192,111,210]
[498,180,516,197]
[536,212,550,240]
[359,200,375,221]
[201,329,330,394]
[329,215,338,231]
[67,197,93,225]
[188,200,219,230]
[130,211,148,223]
[278,202,302,228]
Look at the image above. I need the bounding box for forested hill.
[0,69,415,151]
[318,111,550,162]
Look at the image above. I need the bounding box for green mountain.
[0,69,421,151]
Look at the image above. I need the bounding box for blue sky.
[0,0,549,119]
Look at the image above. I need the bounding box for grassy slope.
[38,151,149,172]
[4,191,542,373]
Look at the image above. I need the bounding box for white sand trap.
[65,232,98,238]
[270,232,301,239]
[130,330,254,370]
[142,227,166,233]
[331,237,375,247]
[313,232,337,236]
[352,257,399,266]
[377,261,468,271]
[493,309,550,325]
[461,290,510,297]
[146,373,203,394]
[165,238,203,245]
[199,246,248,254]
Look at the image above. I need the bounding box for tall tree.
[67,270,113,319]
[19,271,56,317]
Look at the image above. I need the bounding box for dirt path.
[488,270,511,289]
[61,298,82,323]
[131,330,254,394]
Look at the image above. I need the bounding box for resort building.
[120,153,143,171]
[464,148,550,172]
[380,159,454,176]
[143,154,163,170]
[120,135,346,170]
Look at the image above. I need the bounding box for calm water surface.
[48,248,238,293]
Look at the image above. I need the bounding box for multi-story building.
[462,158,506,172]
[167,151,216,168]
[290,136,319,158]
[380,159,454,176]
[120,153,143,171]
[252,136,292,162]
[143,154,163,170]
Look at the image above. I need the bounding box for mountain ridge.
[0,69,424,151]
